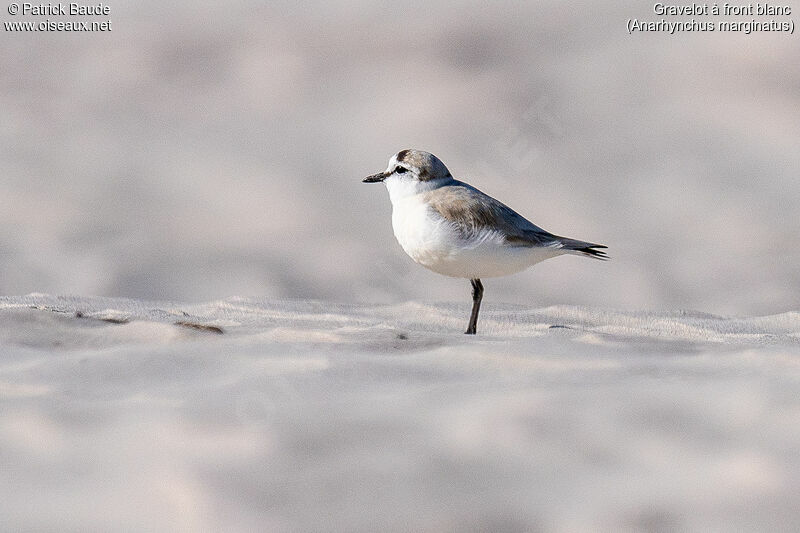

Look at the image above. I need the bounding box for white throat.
[384,175,453,205]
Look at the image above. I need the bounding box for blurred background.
[2,0,798,316]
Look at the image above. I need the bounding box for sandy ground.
[1,294,799,532]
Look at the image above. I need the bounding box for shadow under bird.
[363,149,608,334]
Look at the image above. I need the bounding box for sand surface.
[1,294,799,531]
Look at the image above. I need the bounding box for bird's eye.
[395,167,408,174]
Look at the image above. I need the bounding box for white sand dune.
[1,294,799,531]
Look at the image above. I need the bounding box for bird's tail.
[557,237,609,260]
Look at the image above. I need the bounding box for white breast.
[391,194,456,269]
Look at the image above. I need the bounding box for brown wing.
[421,182,559,246]
[422,182,608,259]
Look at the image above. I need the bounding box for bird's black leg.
[465,278,483,335]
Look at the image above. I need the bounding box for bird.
[363,149,607,334]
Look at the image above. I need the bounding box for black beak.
[362,172,387,183]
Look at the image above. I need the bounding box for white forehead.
[389,149,429,169]
[385,149,452,181]
[386,154,416,174]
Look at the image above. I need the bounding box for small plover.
[363,149,608,335]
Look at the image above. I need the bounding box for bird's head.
[363,149,453,200]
